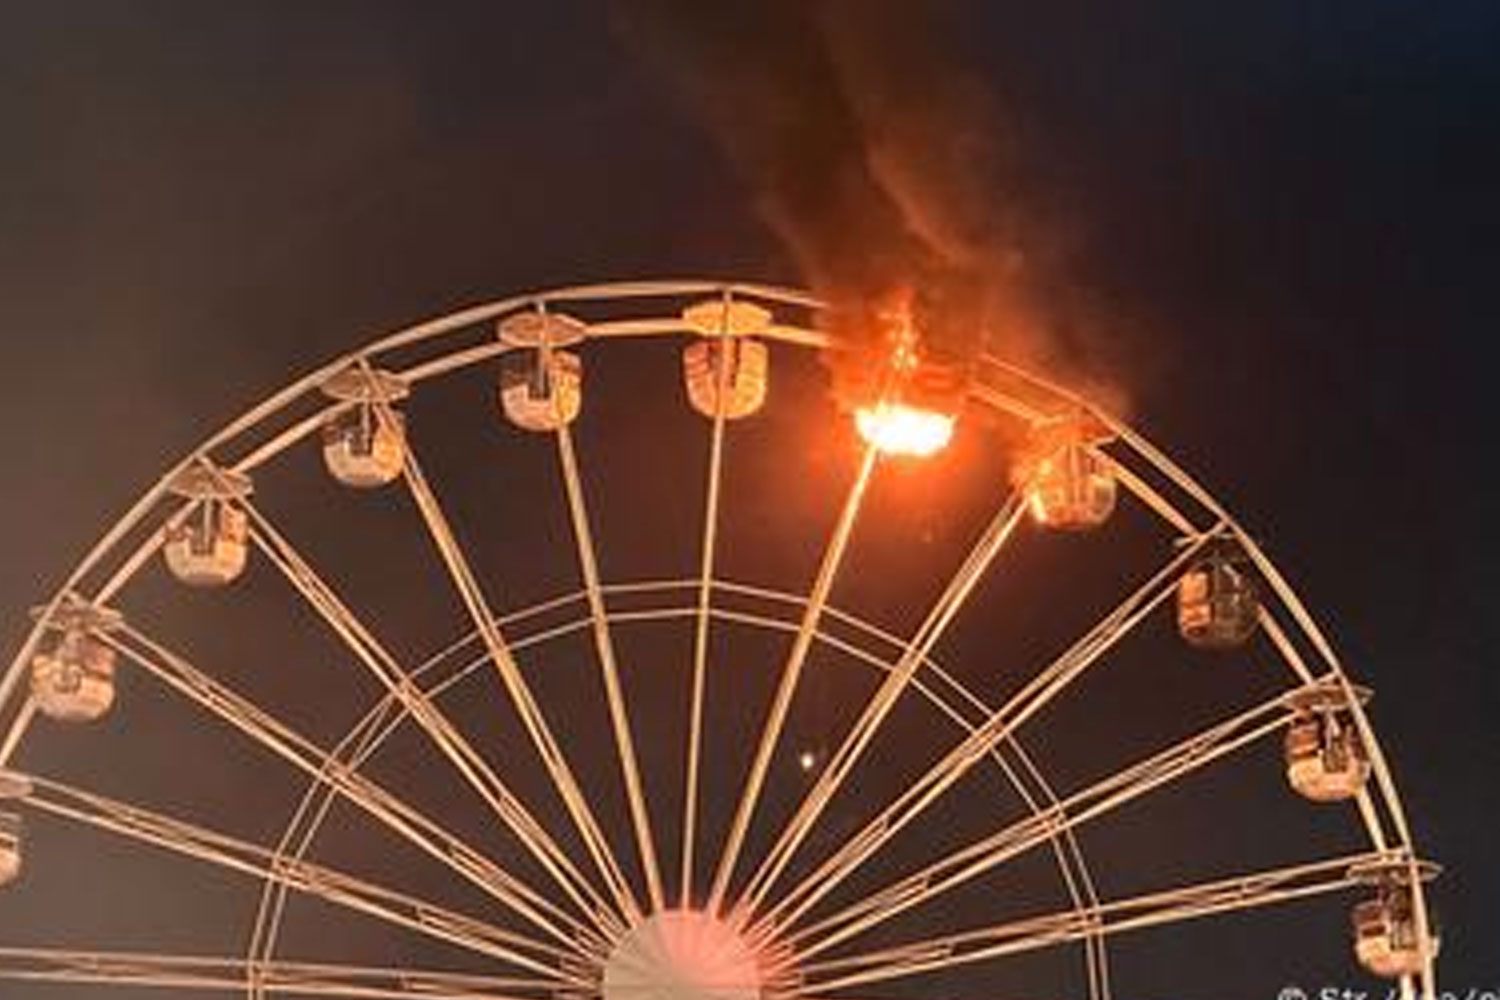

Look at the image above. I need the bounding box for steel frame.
[0,280,1437,1000]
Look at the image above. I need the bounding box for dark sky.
[0,1,1495,997]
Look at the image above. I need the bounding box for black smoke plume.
[615,0,1087,408]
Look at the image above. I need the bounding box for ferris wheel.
[0,280,1439,1000]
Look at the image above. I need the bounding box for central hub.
[602,910,762,1000]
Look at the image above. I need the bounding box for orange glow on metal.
[855,402,955,457]
[603,910,760,1000]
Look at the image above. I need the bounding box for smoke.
[616,0,1116,409]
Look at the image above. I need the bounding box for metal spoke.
[797,851,1392,994]
[602,582,1113,997]
[1102,416,1438,1000]
[739,491,1027,921]
[0,282,1440,1000]
[0,698,34,763]
[0,947,568,1000]
[785,679,1311,962]
[1101,435,1435,1000]
[555,424,664,912]
[12,772,580,980]
[245,604,618,1000]
[751,533,1218,940]
[397,414,642,924]
[1103,437,1433,1000]
[707,444,882,912]
[100,624,591,952]
[249,683,415,1000]
[681,314,735,908]
[243,499,620,942]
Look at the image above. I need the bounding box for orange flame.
[855,401,955,457]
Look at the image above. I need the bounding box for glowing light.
[797,749,819,772]
[855,402,955,457]
[603,910,760,1000]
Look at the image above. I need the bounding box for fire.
[855,401,955,457]
[839,286,964,458]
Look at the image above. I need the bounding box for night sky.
[0,2,1496,998]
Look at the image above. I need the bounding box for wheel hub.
[602,910,762,1000]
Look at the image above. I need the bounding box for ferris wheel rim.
[0,277,1437,1000]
